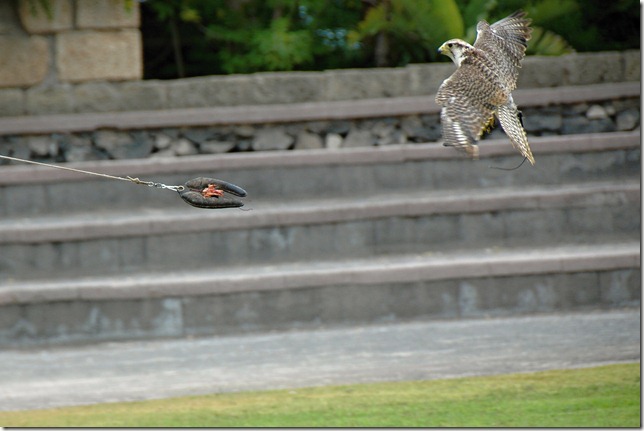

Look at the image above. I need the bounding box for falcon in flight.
[436,10,534,164]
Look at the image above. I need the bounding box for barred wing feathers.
[474,10,532,90]
[435,55,503,157]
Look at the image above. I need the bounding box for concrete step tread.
[0,82,638,135]
[0,131,639,187]
[1,241,639,305]
[0,179,639,244]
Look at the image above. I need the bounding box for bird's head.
[438,39,473,67]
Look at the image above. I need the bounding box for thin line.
[0,153,183,192]
[489,156,528,171]
[0,154,133,182]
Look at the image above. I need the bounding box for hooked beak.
[438,43,448,55]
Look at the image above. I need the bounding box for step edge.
[0,82,638,136]
[0,242,639,305]
[0,131,639,186]
[0,180,639,244]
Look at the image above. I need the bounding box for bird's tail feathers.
[497,100,535,165]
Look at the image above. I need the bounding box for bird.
[435,10,534,165]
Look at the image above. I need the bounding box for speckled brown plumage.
[436,10,534,164]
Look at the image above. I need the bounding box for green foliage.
[0,363,639,427]
[143,0,366,76]
[141,0,639,78]
[543,0,639,52]
[20,0,137,18]
[461,0,639,53]
[460,0,497,42]
[527,26,575,56]
[456,0,577,54]
[195,1,314,73]
[348,0,464,64]
[18,0,53,18]
[218,17,313,73]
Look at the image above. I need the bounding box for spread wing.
[473,10,531,90]
[435,58,502,158]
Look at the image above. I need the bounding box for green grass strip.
[0,362,639,427]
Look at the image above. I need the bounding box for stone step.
[0,241,639,347]
[0,180,638,282]
[0,131,639,218]
[0,82,638,134]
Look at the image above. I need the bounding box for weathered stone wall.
[0,0,141,93]
[0,0,639,119]
[0,47,640,117]
[1,98,639,164]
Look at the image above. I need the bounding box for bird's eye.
[447,43,453,48]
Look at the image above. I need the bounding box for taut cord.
[0,153,248,209]
[0,153,183,191]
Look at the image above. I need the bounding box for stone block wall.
[0,1,639,121]
[0,0,141,89]
[1,98,639,164]
[0,49,640,117]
